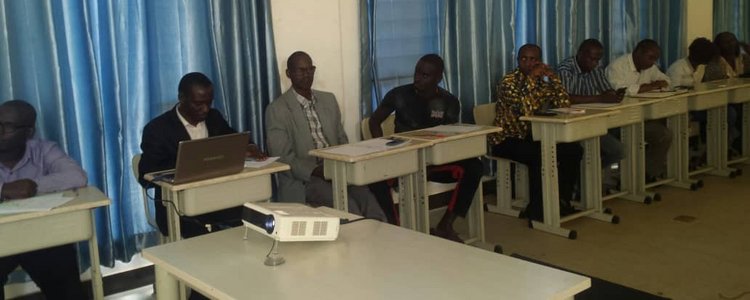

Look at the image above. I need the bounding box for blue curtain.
[440,0,685,115]
[0,0,278,273]
[714,0,750,41]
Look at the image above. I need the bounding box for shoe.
[559,201,581,217]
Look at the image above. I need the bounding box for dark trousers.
[0,244,85,300]
[369,157,483,223]
[492,137,582,221]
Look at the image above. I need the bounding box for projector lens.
[242,206,275,234]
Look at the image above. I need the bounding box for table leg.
[729,102,750,165]
[88,210,104,300]
[415,148,430,234]
[331,161,349,212]
[398,173,416,231]
[154,265,179,300]
[619,123,657,202]
[706,106,738,177]
[530,125,575,238]
[164,188,181,242]
[666,113,702,190]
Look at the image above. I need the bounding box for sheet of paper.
[244,156,280,168]
[629,89,688,98]
[548,107,586,114]
[426,124,482,133]
[572,103,620,108]
[0,192,75,214]
[320,138,410,157]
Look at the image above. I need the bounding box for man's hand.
[529,63,555,79]
[1,179,38,200]
[246,144,268,161]
[599,90,623,103]
[640,80,669,93]
[652,80,669,89]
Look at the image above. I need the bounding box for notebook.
[154,132,249,184]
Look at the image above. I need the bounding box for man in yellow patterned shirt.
[488,44,582,221]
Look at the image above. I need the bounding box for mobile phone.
[533,111,557,117]
[386,138,406,146]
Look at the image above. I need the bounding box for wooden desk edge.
[145,162,290,191]
[308,139,432,162]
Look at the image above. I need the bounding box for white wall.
[270,0,362,141]
[685,0,713,46]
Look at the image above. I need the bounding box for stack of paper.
[0,193,74,214]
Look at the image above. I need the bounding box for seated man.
[266,51,386,221]
[704,32,750,154]
[368,54,483,242]
[0,100,88,299]
[138,72,265,239]
[557,38,625,191]
[489,44,582,222]
[606,39,673,181]
[667,37,729,160]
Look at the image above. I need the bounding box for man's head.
[286,51,316,95]
[0,100,36,152]
[177,72,214,125]
[576,39,605,73]
[413,54,444,94]
[714,32,740,57]
[518,44,542,75]
[632,39,661,71]
[688,37,718,66]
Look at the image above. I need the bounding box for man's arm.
[368,92,396,138]
[607,61,641,96]
[265,103,318,182]
[138,123,174,187]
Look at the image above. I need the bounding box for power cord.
[144,185,207,229]
[339,217,381,225]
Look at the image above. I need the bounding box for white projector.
[242,202,340,242]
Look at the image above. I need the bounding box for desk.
[521,109,619,239]
[308,139,430,230]
[725,78,750,165]
[393,125,500,242]
[143,220,591,300]
[0,186,110,300]
[145,162,290,242]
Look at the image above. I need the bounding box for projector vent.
[312,221,327,236]
[291,221,306,236]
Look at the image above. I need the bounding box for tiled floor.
[106,164,750,300]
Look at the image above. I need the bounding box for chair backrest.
[132,154,160,230]
[361,114,396,140]
[473,103,496,126]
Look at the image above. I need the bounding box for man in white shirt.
[606,39,673,180]
[667,38,717,87]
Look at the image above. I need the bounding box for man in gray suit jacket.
[266,51,385,220]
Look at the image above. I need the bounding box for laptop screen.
[168,132,249,184]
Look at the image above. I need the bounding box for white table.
[393,124,500,243]
[0,186,110,299]
[308,139,432,230]
[145,162,290,242]
[521,109,619,239]
[143,219,591,300]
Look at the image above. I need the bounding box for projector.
[242,202,340,242]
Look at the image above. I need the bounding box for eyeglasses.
[291,66,316,76]
[0,122,29,134]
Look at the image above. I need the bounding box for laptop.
[154,132,249,184]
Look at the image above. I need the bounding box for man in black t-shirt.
[369,54,483,243]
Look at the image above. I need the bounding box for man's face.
[0,107,32,152]
[287,55,316,92]
[634,47,660,71]
[413,60,442,94]
[577,47,603,73]
[179,85,214,124]
[518,47,542,75]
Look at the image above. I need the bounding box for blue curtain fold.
[714,0,750,41]
[0,0,278,275]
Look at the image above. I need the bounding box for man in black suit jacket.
[138,72,264,238]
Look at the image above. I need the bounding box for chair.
[361,115,485,244]
[131,154,166,242]
[472,103,529,217]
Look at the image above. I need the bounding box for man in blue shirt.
[0,100,88,299]
[557,39,625,191]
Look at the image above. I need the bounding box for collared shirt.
[606,53,672,96]
[666,58,705,87]
[378,84,460,133]
[295,90,329,150]
[0,138,87,196]
[556,56,613,96]
[488,68,570,145]
[176,105,208,140]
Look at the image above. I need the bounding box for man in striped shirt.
[557,39,624,191]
